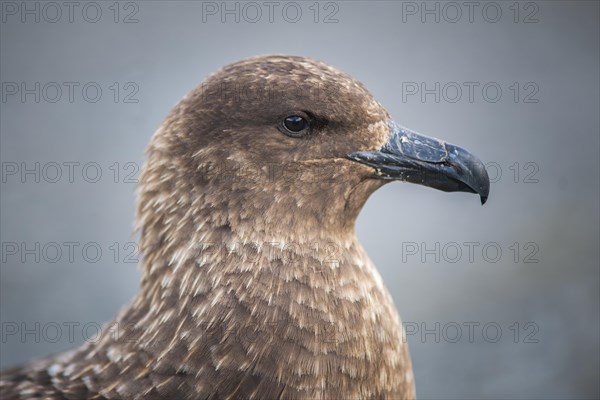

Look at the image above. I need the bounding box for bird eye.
[281,115,310,137]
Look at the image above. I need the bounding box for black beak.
[348,120,490,205]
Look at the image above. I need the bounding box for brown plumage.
[1,55,489,399]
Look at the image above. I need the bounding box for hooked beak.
[347,120,490,205]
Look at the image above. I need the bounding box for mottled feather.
[1,55,416,399]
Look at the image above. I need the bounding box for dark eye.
[281,115,310,137]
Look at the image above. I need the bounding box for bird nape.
[0,55,489,400]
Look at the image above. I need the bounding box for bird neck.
[136,196,361,284]
[76,162,409,396]
[135,152,386,282]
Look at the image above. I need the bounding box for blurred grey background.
[1,1,598,398]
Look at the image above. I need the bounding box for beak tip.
[479,170,491,206]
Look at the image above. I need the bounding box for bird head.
[138,55,489,243]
